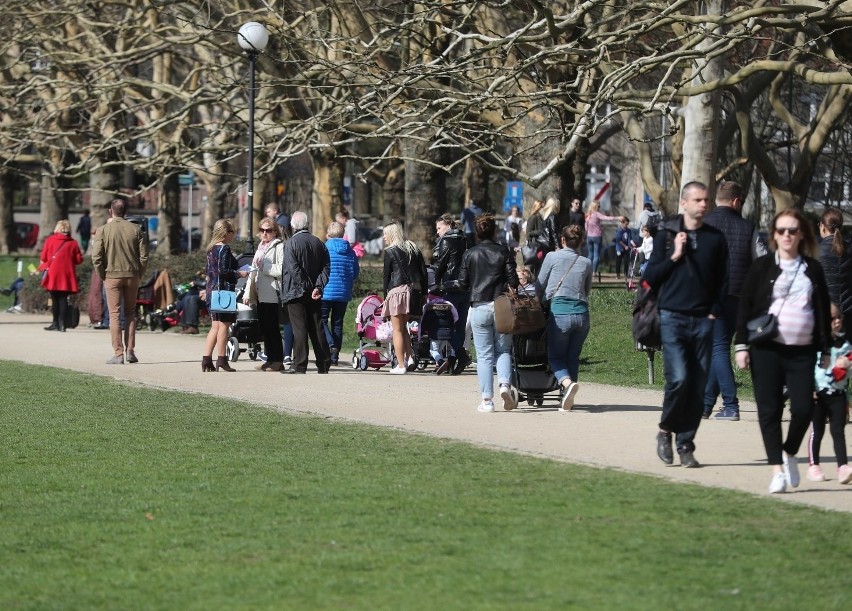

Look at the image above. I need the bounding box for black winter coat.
[383,245,428,294]
[457,239,519,302]
[280,229,330,302]
[537,214,560,253]
[431,228,467,291]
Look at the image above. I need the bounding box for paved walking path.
[2,313,850,513]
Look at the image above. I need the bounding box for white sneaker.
[283,356,292,366]
[477,400,495,413]
[499,385,516,411]
[783,453,800,488]
[559,382,579,412]
[768,472,787,494]
[388,366,407,375]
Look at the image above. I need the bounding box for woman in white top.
[735,209,831,494]
[244,218,286,371]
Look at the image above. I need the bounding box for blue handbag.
[210,289,237,313]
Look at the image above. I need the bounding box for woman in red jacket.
[39,219,83,332]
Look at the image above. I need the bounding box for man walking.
[702,181,766,421]
[280,211,332,374]
[91,199,149,364]
[643,182,729,468]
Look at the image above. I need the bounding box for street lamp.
[238,21,269,255]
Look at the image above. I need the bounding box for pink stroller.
[350,293,393,370]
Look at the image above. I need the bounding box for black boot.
[451,349,471,375]
[44,323,58,331]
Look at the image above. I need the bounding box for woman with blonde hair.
[585,199,619,281]
[39,219,83,332]
[202,219,248,372]
[537,196,562,254]
[382,221,428,374]
[522,198,545,273]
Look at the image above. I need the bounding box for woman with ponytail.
[818,208,852,332]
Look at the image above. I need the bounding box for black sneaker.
[701,409,712,420]
[713,409,740,421]
[680,451,700,468]
[656,431,673,465]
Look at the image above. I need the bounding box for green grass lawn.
[0,362,846,609]
[0,254,37,311]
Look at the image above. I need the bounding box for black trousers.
[257,302,284,362]
[809,392,848,466]
[287,295,331,372]
[50,290,69,328]
[750,343,816,465]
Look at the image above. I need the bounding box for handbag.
[746,259,801,345]
[494,289,546,335]
[210,289,237,313]
[746,314,777,344]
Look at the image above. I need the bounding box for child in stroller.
[416,295,459,374]
[351,293,393,370]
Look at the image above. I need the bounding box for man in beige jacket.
[91,199,149,364]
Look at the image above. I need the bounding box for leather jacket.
[456,239,519,302]
[383,245,428,293]
[431,228,467,291]
[537,214,560,253]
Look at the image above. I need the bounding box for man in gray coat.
[280,211,332,374]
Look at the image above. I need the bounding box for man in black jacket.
[644,182,729,468]
[701,181,766,421]
[280,211,332,374]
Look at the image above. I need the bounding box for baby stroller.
[226,274,263,362]
[351,293,392,370]
[510,327,561,407]
[414,296,458,371]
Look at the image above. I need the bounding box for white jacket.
[245,239,284,304]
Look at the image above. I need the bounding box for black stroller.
[226,255,263,362]
[413,297,458,370]
[510,327,561,407]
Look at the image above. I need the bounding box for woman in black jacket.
[382,221,428,375]
[818,207,852,332]
[457,213,519,412]
[735,209,831,494]
[431,213,470,374]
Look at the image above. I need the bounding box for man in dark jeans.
[701,181,766,421]
[643,182,729,468]
[280,211,332,374]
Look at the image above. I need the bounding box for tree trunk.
[463,158,490,212]
[680,0,723,200]
[0,168,15,254]
[401,138,447,257]
[37,164,62,251]
[156,172,181,255]
[382,163,405,222]
[89,164,121,230]
[311,151,345,238]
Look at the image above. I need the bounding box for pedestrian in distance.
[202,219,248,372]
[39,219,83,332]
[701,180,766,421]
[536,225,593,412]
[91,199,149,364]
[457,213,519,412]
[735,208,832,494]
[381,221,428,375]
[243,217,286,371]
[322,221,360,366]
[280,211,333,375]
[644,181,729,469]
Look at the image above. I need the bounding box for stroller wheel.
[359,355,369,371]
[351,354,359,369]
[226,336,239,362]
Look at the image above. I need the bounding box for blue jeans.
[587,236,602,273]
[469,302,513,400]
[283,323,294,358]
[703,296,740,413]
[547,313,591,385]
[321,300,348,355]
[660,310,713,454]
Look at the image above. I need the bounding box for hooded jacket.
[324,237,360,302]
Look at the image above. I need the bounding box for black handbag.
[746,314,778,344]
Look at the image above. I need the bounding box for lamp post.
[238,21,269,255]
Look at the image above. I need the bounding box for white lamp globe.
[238,22,269,52]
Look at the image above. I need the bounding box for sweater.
[643,216,729,317]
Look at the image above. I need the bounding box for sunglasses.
[259,228,275,233]
[775,227,800,236]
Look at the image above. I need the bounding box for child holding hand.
[808,302,852,484]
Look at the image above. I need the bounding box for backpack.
[632,280,660,348]
[644,211,661,235]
